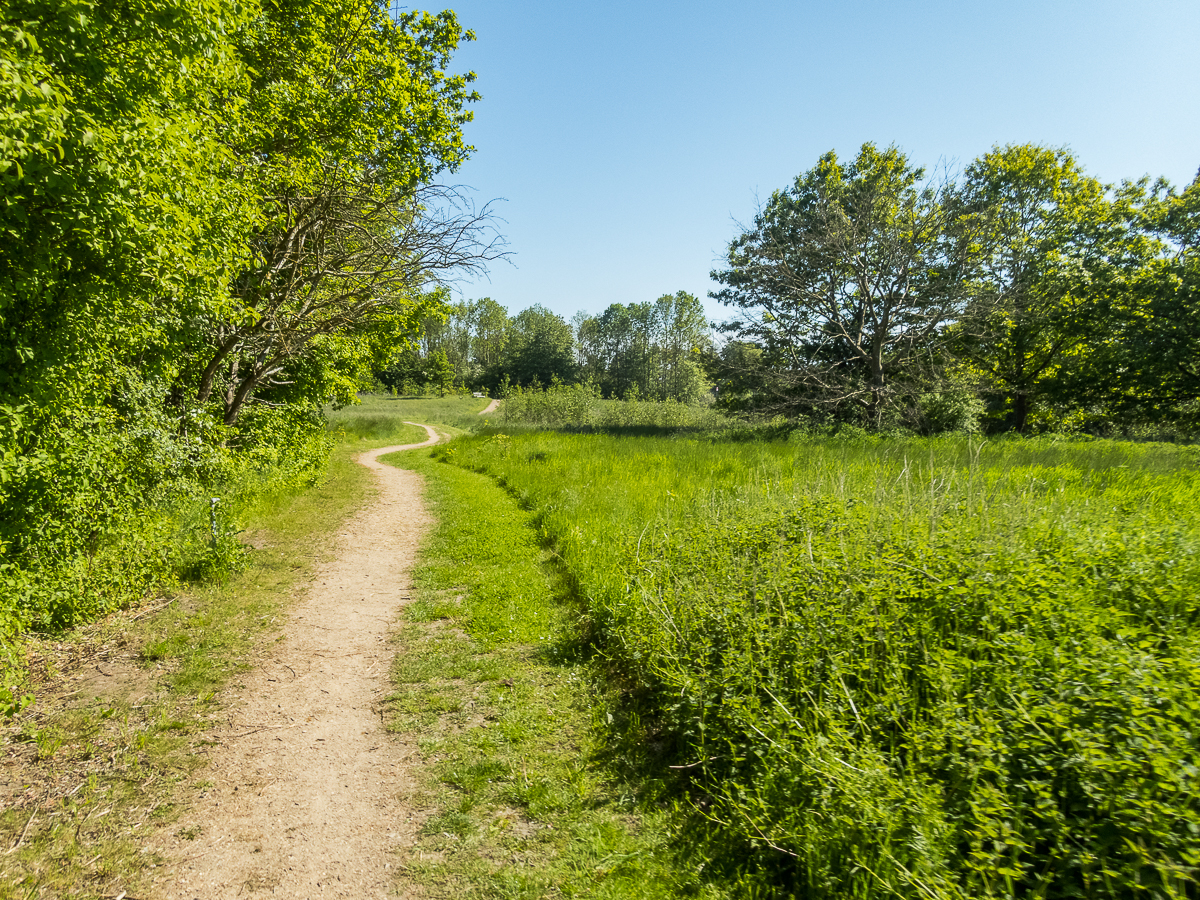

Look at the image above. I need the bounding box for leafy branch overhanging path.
[152,423,442,899]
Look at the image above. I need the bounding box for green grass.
[0,445,376,899]
[380,446,728,899]
[437,429,1200,899]
[326,393,493,441]
[496,381,727,431]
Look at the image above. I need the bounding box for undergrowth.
[498,381,727,430]
[440,429,1200,899]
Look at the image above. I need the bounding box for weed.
[441,429,1200,899]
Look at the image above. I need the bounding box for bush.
[0,391,331,681]
[499,381,726,430]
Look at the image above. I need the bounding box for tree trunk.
[197,333,243,404]
[1013,391,1030,433]
[224,369,259,426]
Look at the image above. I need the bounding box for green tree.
[1085,171,1200,429]
[954,144,1136,432]
[652,290,710,403]
[189,0,499,425]
[575,292,710,402]
[1,0,254,629]
[711,143,974,426]
[576,302,650,398]
[491,304,576,389]
[470,297,511,377]
[0,0,499,641]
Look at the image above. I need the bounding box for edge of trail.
[150,421,445,899]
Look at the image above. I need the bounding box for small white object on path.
[152,423,442,899]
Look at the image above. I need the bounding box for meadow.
[438,428,1200,899]
[497,381,728,430]
[7,393,1197,899]
[325,393,494,439]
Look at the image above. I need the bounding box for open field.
[440,429,1200,898]
[6,396,1198,899]
[326,394,494,441]
[377,445,719,899]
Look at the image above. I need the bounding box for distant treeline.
[376,291,712,404]
[381,142,1199,438]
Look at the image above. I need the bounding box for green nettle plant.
[443,430,1200,899]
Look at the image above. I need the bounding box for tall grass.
[499,381,727,430]
[325,393,492,439]
[438,430,1200,899]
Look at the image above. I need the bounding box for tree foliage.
[953,145,1147,432]
[0,0,492,649]
[711,142,1195,436]
[576,291,710,402]
[712,144,975,426]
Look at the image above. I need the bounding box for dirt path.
[151,423,442,899]
[478,398,500,415]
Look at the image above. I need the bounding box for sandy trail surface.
[478,398,500,415]
[152,423,441,899]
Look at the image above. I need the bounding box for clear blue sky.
[436,0,1200,324]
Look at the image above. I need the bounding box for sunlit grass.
[380,446,725,899]
[326,394,491,442]
[441,429,1200,899]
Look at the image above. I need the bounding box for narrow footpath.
[151,423,441,899]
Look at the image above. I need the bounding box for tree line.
[377,291,713,404]
[709,142,1200,435]
[0,0,495,644]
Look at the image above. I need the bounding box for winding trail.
[153,423,442,899]
[478,398,500,415]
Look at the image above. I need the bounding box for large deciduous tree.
[1084,171,1200,428]
[711,143,975,426]
[190,0,502,426]
[953,144,1140,432]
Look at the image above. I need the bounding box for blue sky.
[436,0,1200,325]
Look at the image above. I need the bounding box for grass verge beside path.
[328,394,492,441]
[382,447,722,900]
[0,445,376,899]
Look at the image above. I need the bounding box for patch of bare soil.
[478,398,500,416]
[0,616,166,806]
[149,423,442,899]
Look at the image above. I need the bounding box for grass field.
[439,429,1200,899]
[8,396,1198,899]
[378,446,723,899]
[326,393,492,441]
